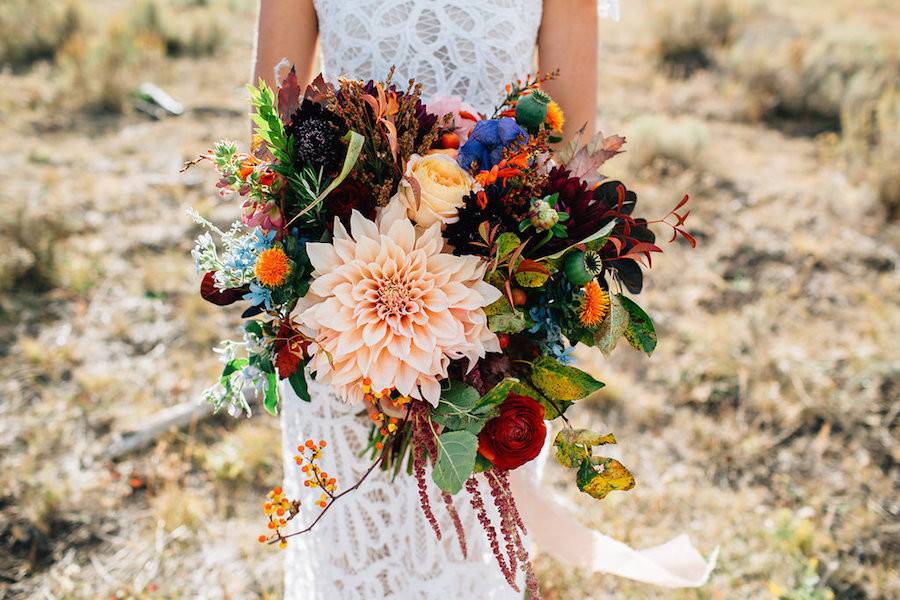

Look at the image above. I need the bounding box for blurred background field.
[0,0,897,598]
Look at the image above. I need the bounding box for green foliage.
[288,367,310,402]
[553,428,634,501]
[529,356,604,402]
[594,293,629,354]
[494,232,521,262]
[263,371,279,416]
[432,378,518,434]
[484,295,529,333]
[431,430,478,494]
[249,80,292,165]
[619,295,657,354]
[554,429,617,469]
[576,456,635,500]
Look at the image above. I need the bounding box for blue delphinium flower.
[457,117,528,171]
[244,282,274,310]
[528,305,574,364]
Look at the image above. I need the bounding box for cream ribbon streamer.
[508,434,718,588]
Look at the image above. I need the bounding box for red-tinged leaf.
[516,259,551,275]
[668,228,678,243]
[275,344,302,379]
[383,119,399,160]
[676,209,691,226]
[606,237,624,255]
[277,66,301,122]
[362,94,381,117]
[680,229,698,248]
[478,221,491,243]
[200,271,246,306]
[507,241,528,278]
[625,242,663,255]
[303,73,331,103]
[403,174,422,204]
[674,194,690,212]
[616,184,626,212]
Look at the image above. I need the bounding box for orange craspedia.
[255,247,291,287]
[546,101,565,132]
[579,280,610,327]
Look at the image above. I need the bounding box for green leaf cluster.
[517,356,604,419]
[430,378,518,494]
[553,428,635,501]
[248,80,292,166]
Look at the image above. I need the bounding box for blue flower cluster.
[457,117,528,171]
[528,305,574,364]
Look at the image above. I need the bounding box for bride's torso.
[313,0,544,112]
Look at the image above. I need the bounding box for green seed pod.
[515,90,550,131]
[563,250,602,286]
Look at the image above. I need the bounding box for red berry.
[438,132,460,149]
[511,288,527,307]
[497,334,510,349]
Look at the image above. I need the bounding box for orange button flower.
[255,247,291,287]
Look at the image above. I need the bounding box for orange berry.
[375,441,384,450]
[268,521,277,530]
[319,440,327,448]
[305,439,315,449]
[363,377,371,386]
[258,535,267,543]
[511,288,527,306]
[438,132,460,150]
[276,508,285,516]
[273,486,283,495]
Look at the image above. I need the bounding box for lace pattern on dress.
[280,378,523,599]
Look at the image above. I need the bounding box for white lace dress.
[279,2,626,599]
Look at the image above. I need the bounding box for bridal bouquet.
[187,66,693,596]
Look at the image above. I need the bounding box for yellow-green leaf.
[576,457,635,500]
[530,356,604,402]
[594,293,629,355]
[554,429,617,469]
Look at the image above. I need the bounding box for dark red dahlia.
[322,178,376,231]
[540,169,655,294]
[444,187,520,256]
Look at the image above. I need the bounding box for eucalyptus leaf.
[432,381,482,431]
[432,430,478,494]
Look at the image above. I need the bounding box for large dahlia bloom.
[299,200,502,405]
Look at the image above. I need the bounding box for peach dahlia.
[299,199,501,406]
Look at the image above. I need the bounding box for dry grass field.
[1,1,897,598]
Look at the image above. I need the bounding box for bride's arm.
[538,0,599,144]
[253,0,319,89]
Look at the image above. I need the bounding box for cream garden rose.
[396,153,474,228]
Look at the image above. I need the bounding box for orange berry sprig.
[261,403,412,548]
[258,485,300,549]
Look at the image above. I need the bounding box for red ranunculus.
[478,393,546,470]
